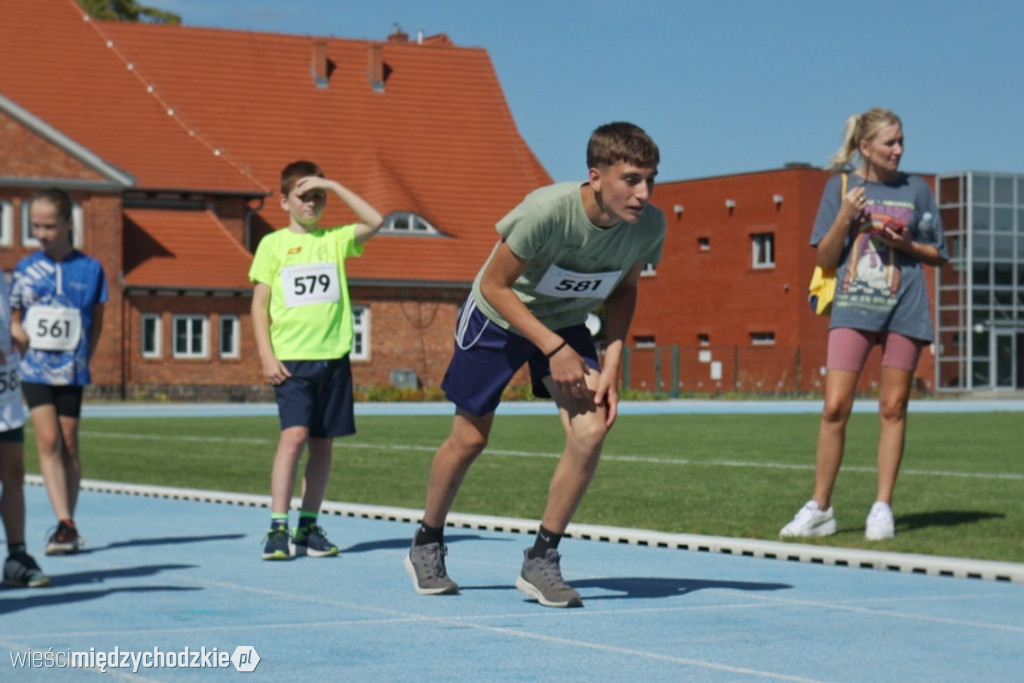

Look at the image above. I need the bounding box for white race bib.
[24,305,82,351]
[535,265,622,299]
[281,263,340,309]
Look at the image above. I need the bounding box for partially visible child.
[1,272,49,587]
[11,188,108,555]
[249,161,383,560]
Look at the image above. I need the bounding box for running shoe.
[404,542,458,595]
[4,551,51,588]
[45,522,83,555]
[515,548,583,608]
[779,500,837,538]
[293,524,339,557]
[261,527,294,560]
[865,501,896,540]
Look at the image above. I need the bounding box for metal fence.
[621,345,805,396]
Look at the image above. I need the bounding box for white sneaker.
[865,501,895,540]
[780,500,837,538]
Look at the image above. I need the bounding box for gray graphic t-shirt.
[810,173,947,341]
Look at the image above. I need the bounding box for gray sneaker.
[405,542,458,595]
[515,548,583,608]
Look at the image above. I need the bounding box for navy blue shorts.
[441,297,600,417]
[274,357,355,438]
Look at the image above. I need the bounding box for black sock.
[414,523,444,546]
[529,525,562,558]
[8,543,26,557]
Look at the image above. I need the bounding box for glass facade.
[935,172,1024,391]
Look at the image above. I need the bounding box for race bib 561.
[24,305,82,351]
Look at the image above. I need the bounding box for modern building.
[934,172,1024,391]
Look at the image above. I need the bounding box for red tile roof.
[1,0,552,287]
[123,208,253,290]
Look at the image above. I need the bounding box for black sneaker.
[293,524,339,557]
[261,527,294,561]
[4,551,51,588]
[404,542,458,595]
[515,548,583,608]
[45,522,83,555]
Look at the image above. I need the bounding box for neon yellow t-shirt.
[248,225,363,360]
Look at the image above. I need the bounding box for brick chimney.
[388,25,408,43]
[310,40,328,89]
[367,44,385,93]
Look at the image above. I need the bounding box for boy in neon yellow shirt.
[249,160,383,560]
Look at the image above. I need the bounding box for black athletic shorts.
[21,382,85,418]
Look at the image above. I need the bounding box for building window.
[633,335,656,348]
[173,315,207,358]
[640,263,657,277]
[752,233,775,268]
[750,332,775,346]
[698,237,710,251]
[351,305,369,360]
[698,334,710,347]
[380,211,440,235]
[141,314,161,358]
[0,200,12,247]
[21,201,84,248]
[220,315,239,359]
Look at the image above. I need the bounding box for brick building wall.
[638,167,941,394]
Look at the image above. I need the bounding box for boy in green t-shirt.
[249,160,383,560]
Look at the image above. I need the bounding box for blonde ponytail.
[826,108,902,171]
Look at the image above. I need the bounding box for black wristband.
[545,340,567,358]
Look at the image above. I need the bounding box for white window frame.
[21,201,84,248]
[380,211,439,235]
[219,315,240,359]
[172,314,208,358]
[640,262,657,277]
[750,332,776,346]
[141,314,162,358]
[0,200,12,247]
[633,335,656,348]
[751,232,775,268]
[351,305,369,360]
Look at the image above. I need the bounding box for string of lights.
[71,0,268,192]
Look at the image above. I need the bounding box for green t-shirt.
[248,225,363,360]
[472,182,666,333]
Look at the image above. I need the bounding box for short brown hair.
[586,122,660,170]
[280,160,324,195]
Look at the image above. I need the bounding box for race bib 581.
[535,265,622,299]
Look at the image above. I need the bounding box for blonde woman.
[781,109,949,540]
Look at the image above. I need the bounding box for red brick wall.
[349,286,467,387]
[639,168,940,394]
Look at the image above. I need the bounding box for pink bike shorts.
[826,328,927,373]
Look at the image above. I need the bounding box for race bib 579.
[280,263,340,309]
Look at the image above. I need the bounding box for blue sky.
[157,0,1023,183]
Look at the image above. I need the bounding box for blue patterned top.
[10,250,108,385]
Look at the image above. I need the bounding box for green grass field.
[24,410,1024,564]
